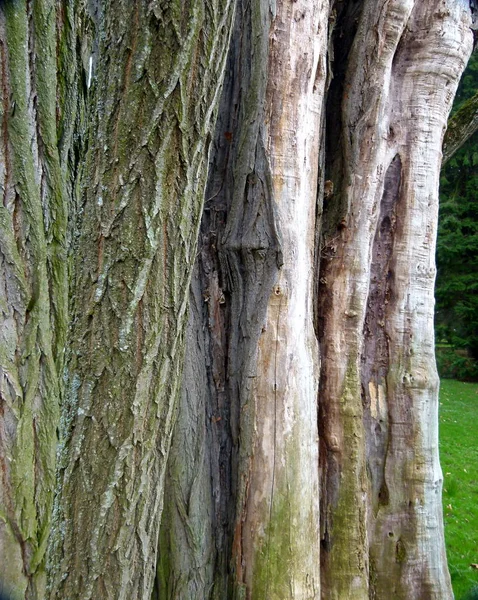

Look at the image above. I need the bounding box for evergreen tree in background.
[436,52,478,377]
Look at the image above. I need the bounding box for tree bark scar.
[362,153,402,512]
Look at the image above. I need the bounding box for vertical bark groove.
[47,1,235,598]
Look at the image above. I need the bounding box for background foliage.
[436,51,478,379]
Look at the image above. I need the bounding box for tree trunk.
[0,1,69,597]
[47,2,235,599]
[1,1,235,598]
[158,0,328,597]
[160,1,472,600]
[318,1,472,598]
[0,1,473,599]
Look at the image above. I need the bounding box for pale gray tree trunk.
[158,0,328,597]
[318,0,472,598]
[160,1,473,600]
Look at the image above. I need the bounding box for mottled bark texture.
[2,0,234,598]
[443,88,478,164]
[47,1,235,599]
[0,1,69,597]
[159,0,327,598]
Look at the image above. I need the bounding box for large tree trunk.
[158,0,328,597]
[0,1,473,599]
[47,2,235,599]
[1,1,235,599]
[160,1,472,600]
[318,2,471,597]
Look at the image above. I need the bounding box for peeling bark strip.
[46,1,235,599]
[0,1,67,597]
[319,1,472,598]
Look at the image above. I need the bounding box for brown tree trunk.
[47,2,235,599]
[0,1,69,596]
[0,1,473,599]
[1,0,235,598]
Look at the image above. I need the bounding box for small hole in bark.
[388,531,394,538]
[274,286,281,296]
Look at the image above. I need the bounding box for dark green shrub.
[461,584,478,600]
[436,347,478,382]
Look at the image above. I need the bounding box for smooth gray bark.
[318,1,472,597]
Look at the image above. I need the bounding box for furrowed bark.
[47,1,235,598]
[155,263,220,600]
[0,1,68,597]
[318,1,472,598]
[0,0,472,598]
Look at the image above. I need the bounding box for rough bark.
[0,0,474,599]
[44,1,235,599]
[0,1,69,596]
[318,1,472,598]
[159,0,329,598]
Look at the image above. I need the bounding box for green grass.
[440,379,478,599]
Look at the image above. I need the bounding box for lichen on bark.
[47,1,236,598]
[0,1,67,596]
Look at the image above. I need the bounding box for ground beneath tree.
[440,379,478,598]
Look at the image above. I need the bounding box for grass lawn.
[440,379,478,599]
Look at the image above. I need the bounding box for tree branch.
[443,90,478,164]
